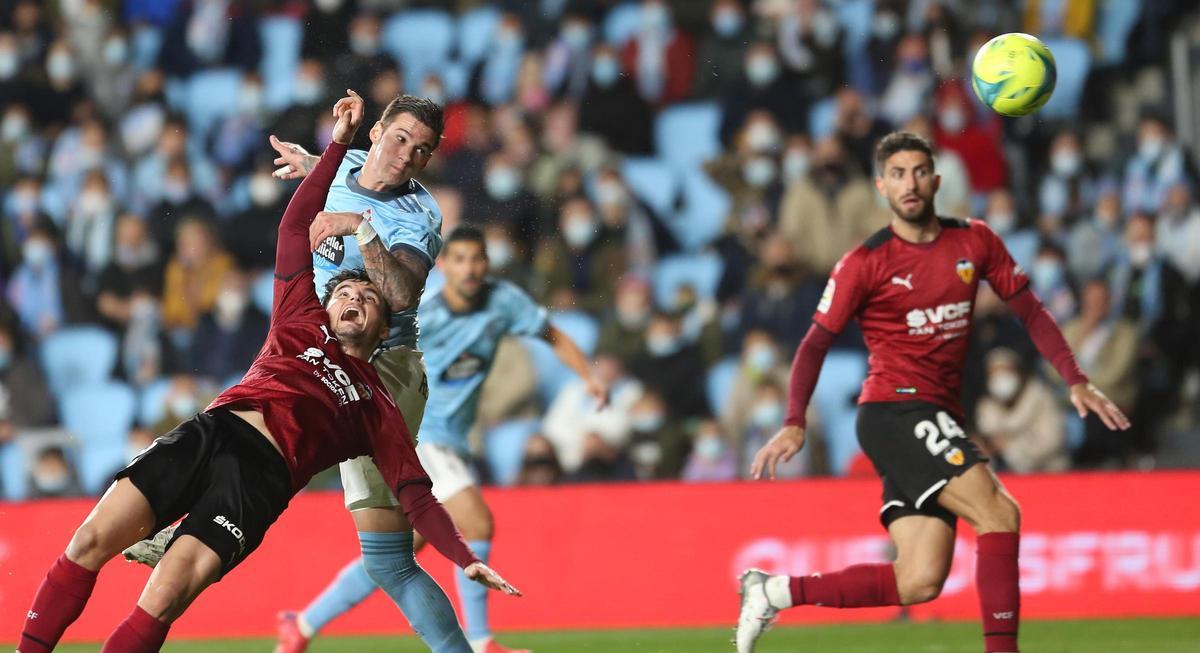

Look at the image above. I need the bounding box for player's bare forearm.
[546,325,609,406]
[360,240,427,312]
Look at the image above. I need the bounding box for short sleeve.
[495,281,549,337]
[975,220,1030,300]
[811,249,869,335]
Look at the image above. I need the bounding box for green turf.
[32,618,1200,652]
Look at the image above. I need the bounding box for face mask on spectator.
[563,214,597,249]
[349,31,379,56]
[751,401,784,429]
[617,301,649,329]
[810,10,839,45]
[47,51,75,81]
[872,11,900,39]
[238,85,263,114]
[742,156,777,188]
[562,23,591,50]
[987,211,1016,235]
[22,239,53,268]
[595,180,627,208]
[1138,136,1165,162]
[745,122,781,153]
[1051,149,1081,177]
[641,3,671,34]
[1031,258,1063,289]
[485,166,521,201]
[169,394,197,417]
[695,435,724,461]
[745,55,779,87]
[315,0,344,12]
[9,189,37,217]
[103,38,128,66]
[293,76,324,105]
[746,344,777,373]
[121,106,165,154]
[1128,242,1153,267]
[783,150,810,182]
[631,411,665,433]
[486,239,513,268]
[1094,207,1120,230]
[420,84,445,107]
[1,113,28,142]
[249,173,281,207]
[161,179,190,205]
[592,56,619,87]
[116,243,154,269]
[713,7,743,37]
[0,49,17,80]
[646,332,681,357]
[0,346,11,371]
[33,468,71,495]
[988,371,1021,402]
[215,288,248,324]
[631,439,662,469]
[76,190,110,216]
[938,106,966,134]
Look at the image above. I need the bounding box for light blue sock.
[301,557,377,634]
[456,540,492,642]
[359,531,471,653]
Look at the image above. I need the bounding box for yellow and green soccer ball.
[971,33,1057,117]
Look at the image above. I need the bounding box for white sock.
[296,613,316,639]
[764,575,793,609]
[469,636,492,653]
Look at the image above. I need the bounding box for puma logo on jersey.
[320,324,336,344]
[890,274,913,290]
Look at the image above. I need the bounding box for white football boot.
[122,523,178,567]
[735,568,781,653]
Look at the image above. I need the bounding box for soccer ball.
[971,33,1057,117]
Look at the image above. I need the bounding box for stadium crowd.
[1,0,1198,500]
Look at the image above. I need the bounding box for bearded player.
[18,92,517,653]
[735,132,1130,653]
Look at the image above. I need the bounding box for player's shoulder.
[488,278,534,305]
[835,226,890,271]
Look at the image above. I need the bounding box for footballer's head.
[874,131,939,225]
[440,226,489,301]
[365,94,444,188]
[322,268,391,351]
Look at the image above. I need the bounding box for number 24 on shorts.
[913,411,966,457]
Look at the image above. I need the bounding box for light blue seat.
[259,16,304,112]
[137,377,172,427]
[811,350,867,476]
[383,10,455,91]
[1040,37,1091,121]
[808,97,839,140]
[40,326,119,396]
[1095,0,1142,66]
[620,156,678,218]
[0,441,23,500]
[674,167,729,250]
[482,417,542,486]
[705,357,740,420]
[652,252,724,308]
[60,381,137,494]
[223,370,246,391]
[457,6,500,65]
[519,311,597,406]
[183,68,244,139]
[252,269,275,316]
[438,60,472,100]
[603,2,642,46]
[835,0,873,51]
[655,102,722,171]
[548,310,598,356]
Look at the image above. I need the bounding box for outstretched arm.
[544,325,609,408]
[751,323,835,480]
[1006,288,1131,431]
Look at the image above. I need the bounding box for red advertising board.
[2,471,1198,642]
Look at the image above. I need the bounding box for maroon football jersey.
[813,218,1028,415]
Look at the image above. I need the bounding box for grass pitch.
[38,617,1200,652]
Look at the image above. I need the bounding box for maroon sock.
[100,606,170,653]
[788,563,901,608]
[977,532,1020,653]
[18,554,99,652]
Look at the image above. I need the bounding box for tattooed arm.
[307,211,429,312]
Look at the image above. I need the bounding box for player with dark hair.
[18,92,517,653]
[272,224,607,653]
[735,131,1130,653]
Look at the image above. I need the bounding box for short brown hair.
[321,267,391,315]
[380,94,445,149]
[874,131,935,175]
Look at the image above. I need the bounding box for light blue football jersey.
[418,280,549,453]
[312,149,443,348]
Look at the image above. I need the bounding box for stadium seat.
[252,269,275,316]
[223,370,246,390]
[808,97,839,140]
[40,326,119,396]
[258,15,304,112]
[652,252,724,308]
[0,441,23,500]
[60,381,137,494]
[382,10,456,91]
[520,311,598,406]
[674,167,730,250]
[438,60,472,101]
[655,102,723,171]
[705,357,740,420]
[1039,38,1092,121]
[603,2,642,46]
[811,350,868,476]
[620,157,678,218]
[835,0,874,51]
[137,377,172,427]
[183,68,245,139]
[548,311,599,357]
[1096,0,1142,66]
[457,5,500,65]
[482,417,542,486]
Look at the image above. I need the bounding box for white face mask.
[1128,242,1153,267]
[562,23,591,50]
[349,32,379,56]
[47,51,75,81]
[75,190,110,216]
[485,166,521,201]
[168,394,197,417]
[745,55,779,87]
[1,113,28,142]
[782,150,810,182]
[745,122,781,153]
[987,211,1016,235]
[939,107,966,134]
[745,344,777,372]
[631,411,664,433]
[1051,149,1081,177]
[215,289,247,322]
[695,435,724,461]
[1139,136,1165,162]
[248,173,280,206]
[22,239,53,268]
[595,181,627,208]
[563,216,597,249]
[103,38,128,66]
[742,156,777,188]
[750,401,784,428]
[486,239,513,268]
[293,77,323,105]
[0,49,18,79]
[646,333,681,357]
[988,371,1021,402]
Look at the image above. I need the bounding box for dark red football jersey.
[813,218,1029,415]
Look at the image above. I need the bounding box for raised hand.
[331,88,364,146]
[269,134,314,180]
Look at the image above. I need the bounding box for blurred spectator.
[94,212,163,331]
[528,102,613,201]
[597,275,652,369]
[515,434,563,486]
[131,115,217,219]
[27,446,83,499]
[863,0,905,94]
[834,89,891,179]
[31,39,85,129]
[976,348,1068,473]
[1123,111,1197,214]
[209,72,267,172]
[161,217,234,332]
[578,42,653,155]
[624,390,688,481]
[1061,279,1139,467]
[326,12,394,95]
[1029,242,1077,323]
[1023,0,1095,40]
[0,320,57,444]
[150,374,217,435]
[707,111,787,249]
[778,136,885,275]
[1066,185,1123,282]
[775,0,844,102]
[738,379,805,479]
[543,353,642,475]
[64,170,118,278]
[470,13,527,106]
[6,218,90,340]
[1038,131,1098,223]
[269,58,331,152]
[221,163,286,270]
[477,151,541,242]
[542,9,595,101]
[880,34,935,127]
[593,166,679,275]
[682,419,738,482]
[722,330,791,446]
[630,312,709,420]
[187,269,268,381]
[736,234,822,353]
[1156,183,1200,285]
[621,0,694,106]
[534,196,625,313]
[694,0,751,99]
[984,187,1039,271]
[158,0,262,77]
[932,81,1006,197]
[719,41,806,146]
[480,223,536,289]
[88,26,138,118]
[901,115,974,217]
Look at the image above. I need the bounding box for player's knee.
[977,494,1021,534]
[897,575,944,605]
[138,579,192,622]
[67,522,120,565]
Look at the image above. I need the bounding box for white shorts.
[415,442,478,502]
[341,348,429,511]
